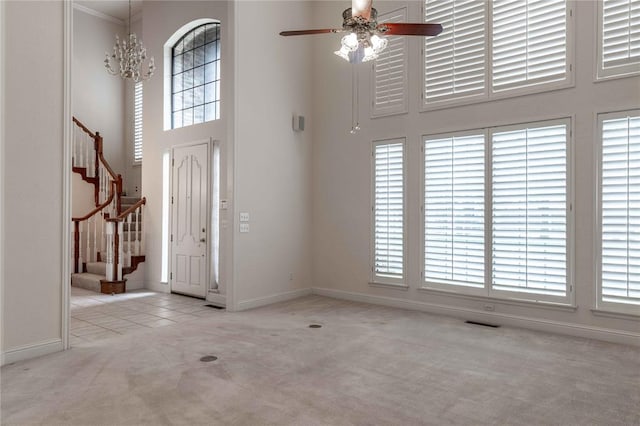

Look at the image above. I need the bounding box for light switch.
[240,212,250,222]
[220,200,228,210]
[239,223,250,233]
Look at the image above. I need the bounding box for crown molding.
[73,3,125,26]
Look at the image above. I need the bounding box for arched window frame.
[163,19,221,130]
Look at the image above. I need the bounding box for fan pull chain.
[350,64,360,134]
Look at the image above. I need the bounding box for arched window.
[171,22,220,129]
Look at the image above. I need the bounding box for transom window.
[171,23,221,129]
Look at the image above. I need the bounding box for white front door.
[171,142,209,298]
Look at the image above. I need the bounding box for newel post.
[116,175,123,215]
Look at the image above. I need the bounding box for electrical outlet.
[483,304,495,312]
[239,223,250,233]
[240,212,250,222]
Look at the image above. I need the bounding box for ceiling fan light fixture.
[341,32,359,50]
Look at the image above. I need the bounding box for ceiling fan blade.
[279,29,341,36]
[377,23,443,36]
[352,0,373,20]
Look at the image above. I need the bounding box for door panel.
[171,142,209,298]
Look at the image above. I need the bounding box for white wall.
[73,7,126,177]
[312,1,640,342]
[141,1,233,302]
[2,0,65,362]
[233,1,314,309]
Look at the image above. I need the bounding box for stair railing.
[105,198,146,281]
[72,117,123,214]
[71,181,116,273]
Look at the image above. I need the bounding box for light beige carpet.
[2,295,639,425]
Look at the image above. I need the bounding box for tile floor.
[70,287,223,346]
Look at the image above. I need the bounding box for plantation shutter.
[134,82,143,162]
[601,0,640,73]
[492,0,567,92]
[491,121,568,299]
[373,140,404,282]
[424,133,485,288]
[600,113,640,305]
[424,0,486,103]
[372,7,408,117]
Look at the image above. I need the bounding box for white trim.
[417,286,577,313]
[591,309,640,321]
[236,288,312,311]
[206,292,226,307]
[1,339,63,366]
[0,0,5,360]
[369,281,409,290]
[72,3,125,26]
[312,287,640,347]
[62,0,73,352]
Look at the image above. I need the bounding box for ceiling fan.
[280,0,443,63]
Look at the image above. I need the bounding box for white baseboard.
[237,288,313,311]
[206,292,226,307]
[1,338,63,366]
[313,287,640,347]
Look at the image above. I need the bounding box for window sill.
[591,309,639,321]
[369,281,409,291]
[417,286,577,313]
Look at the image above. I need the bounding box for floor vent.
[465,320,500,328]
[200,355,218,362]
[205,304,225,310]
[309,324,322,329]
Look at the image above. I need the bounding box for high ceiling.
[75,0,143,22]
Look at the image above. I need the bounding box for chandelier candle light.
[104,0,155,82]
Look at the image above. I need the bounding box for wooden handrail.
[107,197,146,222]
[72,182,116,222]
[72,116,96,138]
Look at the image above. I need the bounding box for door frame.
[169,138,223,303]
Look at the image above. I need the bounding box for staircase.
[70,117,146,294]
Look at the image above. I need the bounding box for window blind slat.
[602,0,640,70]
[424,133,485,288]
[424,0,486,103]
[374,141,404,280]
[492,0,567,91]
[601,114,640,306]
[492,123,568,297]
[372,8,408,116]
[134,82,143,162]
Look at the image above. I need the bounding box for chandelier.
[104,0,154,82]
[334,8,388,63]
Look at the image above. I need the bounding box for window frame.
[370,137,407,288]
[163,18,221,131]
[421,0,575,112]
[420,128,488,297]
[596,0,640,81]
[596,109,640,316]
[420,118,574,305]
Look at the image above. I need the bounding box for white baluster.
[134,209,140,256]
[85,134,90,174]
[105,221,114,281]
[139,204,144,255]
[92,214,98,262]
[127,212,133,266]
[100,210,107,262]
[85,219,90,265]
[78,225,84,273]
[117,221,124,281]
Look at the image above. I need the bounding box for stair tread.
[72,272,105,280]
